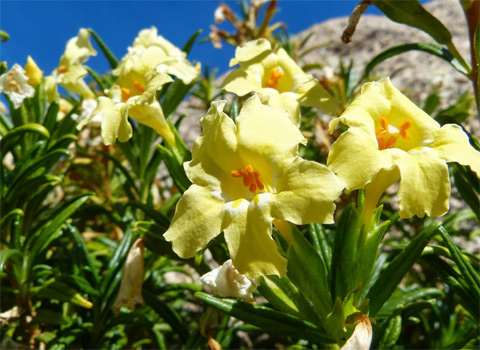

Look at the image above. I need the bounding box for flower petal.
[164,185,225,258]
[127,101,175,145]
[93,97,132,145]
[223,198,287,278]
[186,100,239,188]
[327,128,393,190]
[394,149,450,218]
[430,124,480,177]
[222,67,263,96]
[236,95,305,163]
[271,157,344,224]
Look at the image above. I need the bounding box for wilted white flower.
[341,314,372,350]
[201,259,257,301]
[113,238,145,313]
[0,64,35,109]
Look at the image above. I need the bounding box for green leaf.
[157,124,192,193]
[287,226,332,323]
[126,201,170,229]
[43,101,59,134]
[308,223,332,279]
[373,1,451,45]
[438,226,480,295]
[161,79,195,118]
[195,292,335,344]
[0,123,50,156]
[143,289,188,339]
[87,28,118,69]
[258,275,321,324]
[367,222,441,316]
[24,192,92,267]
[364,42,470,78]
[451,164,480,220]
[0,248,22,270]
[422,92,441,114]
[182,29,202,55]
[33,279,93,308]
[95,149,139,199]
[372,0,470,71]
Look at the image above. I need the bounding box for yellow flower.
[164,95,344,278]
[327,78,480,219]
[24,56,43,87]
[78,48,175,145]
[222,39,337,125]
[126,26,200,84]
[46,28,97,101]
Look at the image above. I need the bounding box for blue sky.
[2,1,392,76]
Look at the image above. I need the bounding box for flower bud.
[24,56,43,87]
[113,238,145,313]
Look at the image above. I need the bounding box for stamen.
[133,81,145,93]
[264,68,284,89]
[121,87,131,102]
[58,65,68,73]
[231,165,265,193]
[7,79,20,93]
[385,135,397,149]
[399,119,412,140]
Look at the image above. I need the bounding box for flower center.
[7,79,20,93]
[231,165,265,193]
[376,117,412,150]
[121,81,145,102]
[264,67,284,89]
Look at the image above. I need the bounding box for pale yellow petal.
[222,68,263,96]
[236,95,304,163]
[327,128,393,190]
[271,157,345,224]
[258,90,301,126]
[185,100,239,188]
[164,185,225,258]
[223,198,287,278]
[394,149,450,218]
[127,101,175,145]
[430,124,480,177]
[234,38,272,63]
[95,97,132,145]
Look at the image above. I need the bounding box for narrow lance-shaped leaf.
[367,221,442,316]
[87,28,118,69]
[195,292,335,344]
[287,226,333,323]
[363,42,470,78]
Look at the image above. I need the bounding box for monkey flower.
[164,95,344,278]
